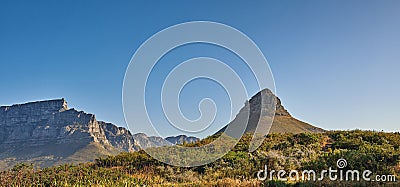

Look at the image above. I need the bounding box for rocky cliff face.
[0,99,139,170]
[99,121,137,152]
[0,98,202,170]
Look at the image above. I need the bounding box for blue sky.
[1,1,399,137]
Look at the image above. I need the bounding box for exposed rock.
[0,99,138,170]
[99,122,138,152]
[165,135,199,145]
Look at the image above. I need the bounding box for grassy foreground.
[1,130,399,186]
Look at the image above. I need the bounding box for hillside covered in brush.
[1,130,399,186]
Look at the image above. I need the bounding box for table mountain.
[0,99,139,170]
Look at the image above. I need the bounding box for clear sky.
[1,1,399,137]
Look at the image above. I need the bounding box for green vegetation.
[1,130,399,186]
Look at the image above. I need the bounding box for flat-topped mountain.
[0,99,139,170]
[0,99,200,170]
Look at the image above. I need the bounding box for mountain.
[0,99,139,170]
[132,133,171,148]
[0,98,200,170]
[0,90,323,170]
[216,89,324,136]
[165,135,199,145]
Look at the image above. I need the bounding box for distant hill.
[165,135,199,144]
[216,89,324,136]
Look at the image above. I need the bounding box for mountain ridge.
[0,90,323,170]
[0,99,138,170]
[0,99,199,170]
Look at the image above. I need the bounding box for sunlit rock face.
[0,99,139,170]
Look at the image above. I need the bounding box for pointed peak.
[246,88,290,117]
[249,88,276,101]
[260,88,275,94]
